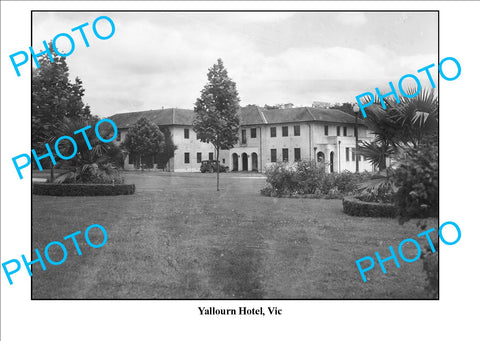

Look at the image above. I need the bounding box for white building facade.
[109,106,375,173]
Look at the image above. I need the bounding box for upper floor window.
[270,127,277,137]
[337,126,341,136]
[324,125,329,136]
[282,126,288,137]
[241,129,247,144]
[184,128,189,139]
[184,152,190,164]
[343,126,347,136]
[294,125,300,136]
[251,128,257,138]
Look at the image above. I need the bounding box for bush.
[421,241,439,299]
[262,161,369,198]
[54,163,125,184]
[394,138,438,223]
[33,183,135,196]
[342,196,397,217]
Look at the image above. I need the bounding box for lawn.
[32,171,438,299]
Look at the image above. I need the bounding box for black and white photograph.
[2,1,478,340]
[29,11,439,299]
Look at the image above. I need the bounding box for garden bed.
[33,183,135,196]
[342,196,397,217]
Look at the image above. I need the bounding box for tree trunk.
[50,164,55,183]
[216,146,220,191]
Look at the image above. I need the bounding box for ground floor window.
[282,148,288,162]
[294,148,301,161]
[346,147,350,161]
[197,152,202,163]
[271,149,277,162]
[209,152,214,161]
[184,152,190,164]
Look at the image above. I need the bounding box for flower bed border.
[342,196,397,217]
[33,183,135,196]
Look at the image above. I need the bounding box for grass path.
[32,172,437,299]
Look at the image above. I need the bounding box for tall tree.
[193,59,240,191]
[32,42,91,148]
[157,128,177,170]
[122,117,165,169]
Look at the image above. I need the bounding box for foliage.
[356,168,396,203]
[33,182,135,196]
[46,117,125,183]
[193,58,241,191]
[54,163,124,184]
[358,88,438,170]
[32,41,91,149]
[342,196,397,217]
[156,128,177,169]
[262,161,369,198]
[420,240,439,299]
[393,136,439,224]
[122,117,165,169]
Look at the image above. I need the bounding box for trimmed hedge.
[343,196,397,217]
[33,183,135,196]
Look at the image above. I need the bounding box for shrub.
[54,163,124,184]
[342,196,397,217]
[262,161,369,198]
[33,183,135,196]
[421,241,439,298]
[394,138,438,223]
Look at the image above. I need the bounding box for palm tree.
[50,117,125,183]
[358,88,438,170]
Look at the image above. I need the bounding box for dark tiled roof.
[109,106,362,129]
[109,108,193,129]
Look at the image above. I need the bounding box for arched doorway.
[242,153,248,171]
[317,151,325,163]
[330,151,334,173]
[251,153,258,172]
[232,153,239,171]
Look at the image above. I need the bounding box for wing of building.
[109,106,375,173]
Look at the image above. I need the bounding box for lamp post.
[352,103,360,173]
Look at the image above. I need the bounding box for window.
[270,127,276,137]
[209,152,214,161]
[184,152,190,164]
[337,126,341,136]
[241,129,247,144]
[197,152,202,163]
[282,126,288,137]
[282,148,289,162]
[184,128,189,139]
[346,148,350,161]
[116,132,121,141]
[128,153,135,164]
[251,128,257,138]
[271,149,277,162]
[324,125,329,136]
[294,125,300,136]
[352,148,356,162]
[343,126,347,136]
[294,148,301,161]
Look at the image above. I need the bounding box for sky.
[32,11,438,117]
